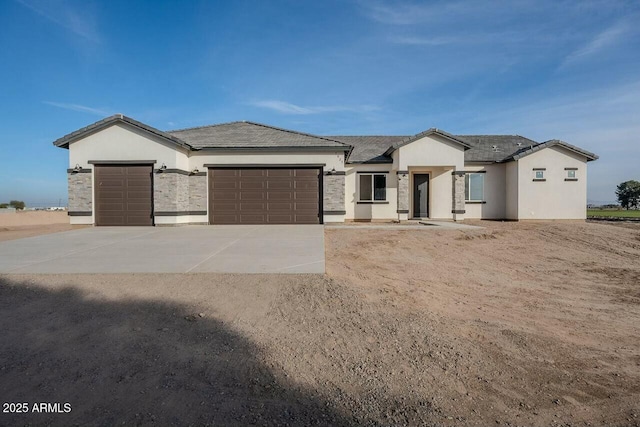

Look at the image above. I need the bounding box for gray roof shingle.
[456,135,540,163]
[330,134,542,163]
[327,136,407,163]
[169,121,349,151]
[508,139,598,161]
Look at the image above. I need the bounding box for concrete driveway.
[0,225,325,274]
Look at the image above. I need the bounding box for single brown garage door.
[208,167,321,224]
[95,165,153,226]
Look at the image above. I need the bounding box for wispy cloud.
[43,101,112,116]
[16,0,101,43]
[250,100,380,115]
[561,21,633,68]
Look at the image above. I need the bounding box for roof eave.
[52,114,192,150]
[192,145,350,152]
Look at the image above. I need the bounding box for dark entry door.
[413,174,429,218]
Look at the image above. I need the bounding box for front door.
[413,174,429,218]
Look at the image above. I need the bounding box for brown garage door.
[209,167,321,224]
[95,165,153,226]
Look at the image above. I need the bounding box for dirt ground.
[0,221,639,426]
[0,211,76,242]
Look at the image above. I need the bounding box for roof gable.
[383,128,472,156]
[509,139,598,161]
[52,114,191,150]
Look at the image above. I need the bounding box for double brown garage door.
[94,165,153,226]
[208,167,321,224]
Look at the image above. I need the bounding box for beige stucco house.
[54,115,598,226]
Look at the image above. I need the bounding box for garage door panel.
[265,169,293,177]
[295,213,320,223]
[239,192,265,200]
[240,169,265,177]
[267,202,293,211]
[267,181,293,190]
[240,214,266,223]
[239,181,265,190]
[95,165,152,226]
[294,191,318,200]
[240,202,265,211]
[294,202,318,211]
[211,180,238,190]
[211,191,238,201]
[209,167,320,224]
[267,214,294,223]
[213,169,239,177]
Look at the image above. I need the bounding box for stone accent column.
[452,171,466,221]
[154,172,179,212]
[323,172,345,222]
[67,170,92,214]
[397,171,409,220]
[188,174,207,213]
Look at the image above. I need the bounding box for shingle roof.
[168,121,349,151]
[508,139,598,161]
[330,134,541,163]
[328,136,407,163]
[456,135,540,163]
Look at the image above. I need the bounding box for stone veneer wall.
[189,174,207,212]
[397,172,409,213]
[68,171,92,213]
[154,172,190,212]
[323,174,345,212]
[452,172,466,215]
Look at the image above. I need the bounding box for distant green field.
[587,209,640,218]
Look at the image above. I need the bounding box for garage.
[94,164,153,226]
[208,167,321,224]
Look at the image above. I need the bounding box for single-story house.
[53,114,598,226]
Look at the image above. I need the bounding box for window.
[465,173,484,201]
[359,174,386,201]
[533,168,546,181]
[566,169,576,179]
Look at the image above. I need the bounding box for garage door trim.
[94,164,154,226]
[208,166,323,225]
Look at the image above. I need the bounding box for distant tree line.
[0,200,25,210]
[616,180,640,209]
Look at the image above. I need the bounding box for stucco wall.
[505,161,519,220]
[516,146,588,220]
[69,123,190,170]
[463,164,507,219]
[397,135,465,170]
[345,164,397,220]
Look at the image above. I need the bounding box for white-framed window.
[533,169,545,180]
[566,169,576,179]
[464,173,484,201]
[359,173,386,201]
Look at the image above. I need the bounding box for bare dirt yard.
[0,211,76,242]
[0,221,639,426]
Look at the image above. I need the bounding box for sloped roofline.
[169,120,350,149]
[52,114,192,150]
[509,139,599,162]
[383,128,472,156]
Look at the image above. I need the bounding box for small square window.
[535,170,544,179]
[567,170,576,179]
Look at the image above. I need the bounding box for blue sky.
[1,0,638,205]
